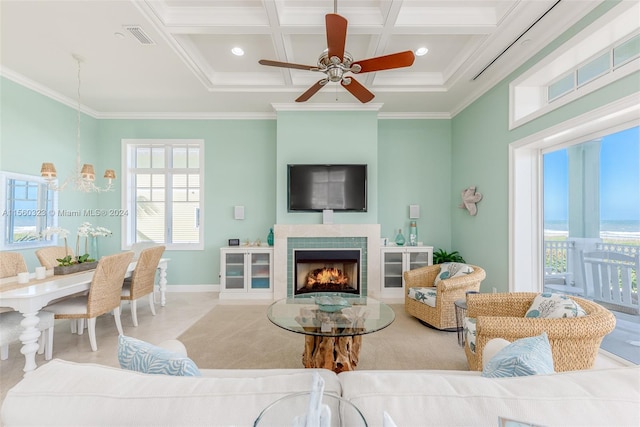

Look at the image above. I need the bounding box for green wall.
[276,110,379,225]
[1,83,453,285]
[378,119,452,248]
[1,78,100,268]
[450,0,639,292]
[2,1,635,289]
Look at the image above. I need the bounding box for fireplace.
[294,249,360,295]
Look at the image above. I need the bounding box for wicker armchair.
[464,292,616,372]
[404,264,486,330]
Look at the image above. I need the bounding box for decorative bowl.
[315,295,351,312]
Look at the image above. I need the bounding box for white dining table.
[0,258,170,374]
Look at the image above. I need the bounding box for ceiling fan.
[258,2,415,103]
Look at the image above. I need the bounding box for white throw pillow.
[482,338,511,370]
[525,293,587,318]
[434,263,474,285]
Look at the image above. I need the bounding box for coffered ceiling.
[0,0,602,117]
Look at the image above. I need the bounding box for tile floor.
[0,291,630,408]
[0,291,218,405]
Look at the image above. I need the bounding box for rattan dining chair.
[121,245,165,326]
[0,251,28,278]
[0,252,55,360]
[35,246,74,270]
[45,251,134,351]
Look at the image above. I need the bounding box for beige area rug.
[178,304,469,371]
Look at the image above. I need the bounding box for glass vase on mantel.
[395,228,406,246]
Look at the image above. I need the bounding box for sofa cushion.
[434,263,474,285]
[118,335,201,377]
[407,287,437,307]
[338,367,640,427]
[525,292,587,318]
[482,332,555,378]
[1,359,342,426]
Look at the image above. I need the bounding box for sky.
[543,125,640,223]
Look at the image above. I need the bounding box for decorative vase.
[409,221,418,246]
[267,228,274,246]
[395,228,405,246]
[90,236,99,260]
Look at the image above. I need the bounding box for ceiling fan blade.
[258,59,316,71]
[295,80,326,102]
[341,77,374,103]
[326,13,347,61]
[353,50,415,73]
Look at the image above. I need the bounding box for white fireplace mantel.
[273,224,381,300]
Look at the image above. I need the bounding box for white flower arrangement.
[76,222,112,260]
[40,227,70,240]
[40,223,111,265]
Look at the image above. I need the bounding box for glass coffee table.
[267,292,395,373]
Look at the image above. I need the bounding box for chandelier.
[40,54,116,192]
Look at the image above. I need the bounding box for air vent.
[123,25,156,45]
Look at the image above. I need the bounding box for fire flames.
[306,267,349,287]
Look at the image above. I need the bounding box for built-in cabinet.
[380,246,433,298]
[220,247,273,300]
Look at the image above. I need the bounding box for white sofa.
[2,359,639,426]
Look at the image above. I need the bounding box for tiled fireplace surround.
[273,224,381,300]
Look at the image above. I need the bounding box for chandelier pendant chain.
[40,54,116,192]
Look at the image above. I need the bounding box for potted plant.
[433,248,465,264]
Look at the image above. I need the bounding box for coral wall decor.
[459,186,482,216]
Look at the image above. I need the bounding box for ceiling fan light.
[415,47,429,56]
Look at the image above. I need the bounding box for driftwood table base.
[302,335,362,373]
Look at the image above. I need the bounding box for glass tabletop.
[267,292,395,337]
[253,391,367,427]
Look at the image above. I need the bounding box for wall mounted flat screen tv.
[288,164,367,212]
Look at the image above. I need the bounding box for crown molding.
[95,111,276,120]
[1,66,100,118]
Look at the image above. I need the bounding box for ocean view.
[544,220,640,242]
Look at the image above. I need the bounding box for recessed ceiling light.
[415,47,428,56]
[231,47,244,56]
[114,32,125,39]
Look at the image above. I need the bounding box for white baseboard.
[164,284,219,292]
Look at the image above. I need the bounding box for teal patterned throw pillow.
[482,332,555,378]
[434,263,474,285]
[525,293,587,318]
[118,335,201,376]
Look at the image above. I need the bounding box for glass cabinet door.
[250,252,271,290]
[383,251,403,289]
[408,251,430,271]
[224,252,245,290]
